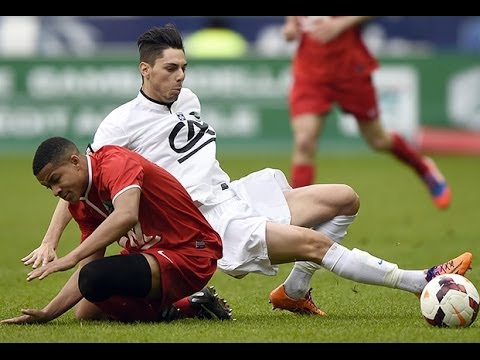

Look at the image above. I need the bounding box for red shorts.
[94,249,217,322]
[289,75,379,122]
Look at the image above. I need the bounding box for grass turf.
[0,152,478,343]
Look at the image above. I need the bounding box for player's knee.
[344,185,360,215]
[78,262,109,302]
[333,184,360,215]
[296,136,316,155]
[78,254,152,303]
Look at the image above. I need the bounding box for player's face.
[140,48,187,103]
[36,155,87,204]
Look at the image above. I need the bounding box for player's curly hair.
[137,24,184,65]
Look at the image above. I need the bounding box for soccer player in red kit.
[1,137,230,324]
[285,16,451,210]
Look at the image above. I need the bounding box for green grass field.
[0,152,479,343]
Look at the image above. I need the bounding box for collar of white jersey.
[137,89,174,112]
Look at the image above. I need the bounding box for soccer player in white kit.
[23,24,472,317]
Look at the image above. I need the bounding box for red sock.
[390,132,429,176]
[172,296,198,319]
[291,164,315,188]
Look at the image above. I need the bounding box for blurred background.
[0,15,479,155]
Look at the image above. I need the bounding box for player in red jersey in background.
[284,16,451,210]
[1,137,231,324]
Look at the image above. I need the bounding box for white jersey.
[90,88,232,206]
[91,87,291,277]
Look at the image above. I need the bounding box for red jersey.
[293,16,378,82]
[68,145,222,260]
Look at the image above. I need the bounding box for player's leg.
[266,222,472,310]
[77,253,231,322]
[270,184,359,315]
[358,119,450,209]
[343,75,450,209]
[74,299,112,320]
[152,252,232,321]
[290,114,324,188]
[321,244,472,296]
[289,77,331,188]
[286,184,359,229]
[78,253,154,302]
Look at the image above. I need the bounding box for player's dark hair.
[33,137,79,176]
[137,24,184,65]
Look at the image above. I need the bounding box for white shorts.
[200,168,292,278]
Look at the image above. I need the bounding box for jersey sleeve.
[97,149,143,204]
[90,117,129,152]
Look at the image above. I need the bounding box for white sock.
[283,215,356,299]
[321,244,426,293]
[283,263,320,299]
[397,270,427,293]
[313,214,356,243]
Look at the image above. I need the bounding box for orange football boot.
[269,284,326,316]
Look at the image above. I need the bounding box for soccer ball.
[420,274,479,327]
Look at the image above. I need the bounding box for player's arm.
[23,127,120,268]
[26,188,141,281]
[283,16,301,42]
[1,251,104,324]
[89,120,129,153]
[22,198,72,268]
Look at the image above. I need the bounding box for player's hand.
[21,243,58,269]
[26,256,77,281]
[0,308,52,324]
[283,17,301,42]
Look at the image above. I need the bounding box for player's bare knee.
[295,135,316,155]
[344,185,360,215]
[334,184,360,215]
